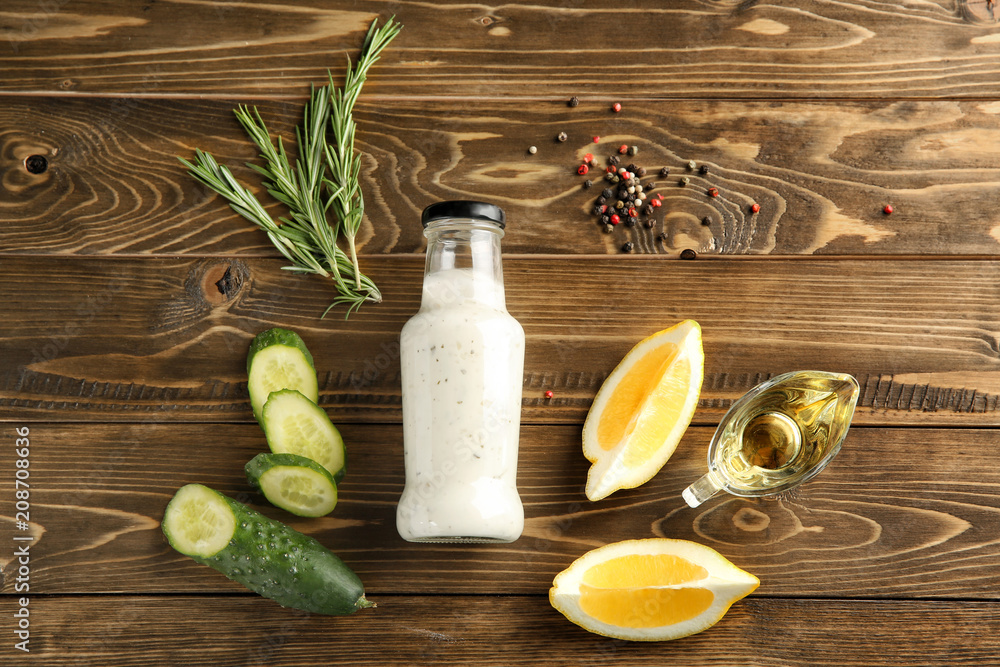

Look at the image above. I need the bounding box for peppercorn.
[628,207,638,217]
[611,175,620,183]
[660,167,669,177]
[592,136,600,143]
[643,219,655,229]
[687,160,696,171]
[680,249,697,260]
[528,145,537,155]
[600,214,610,225]
[643,205,655,216]
[619,144,628,155]
[699,164,710,175]
[637,192,646,201]
[707,187,719,197]
[645,181,657,190]
[637,167,647,177]
[544,390,554,399]
[622,241,634,253]
[592,205,602,216]
[627,216,638,227]
[608,155,620,166]
[883,204,894,215]
[558,131,568,142]
[569,96,580,107]
[615,200,625,210]
[680,177,689,186]
[701,216,712,226]
[610,213,621,224]
[626,163,637,173]
[657,232,668,241]
[601,188,613,199]
[605,173,615,182]
[628,145,638,156]
[612,102,622,113]
[751,203,760,213]
[603,223,614,234]
[597,196,607,206]
[583,153,595,165]
[583,179,593,189]
[578,164,589,175]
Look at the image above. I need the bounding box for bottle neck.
[422,219,507,311]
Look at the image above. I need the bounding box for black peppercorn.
[583,179,593,189]
[596,197,606,206]
[701,216,712,226]
[568,96,580,107]
[643,205,655,216]
[622,241,634,253]
[608,155,620,166]
[600,214,610,225]
[644,219,655,229]
[557,131,568,142]
[636,167,646,177]
[602,187,613,199]
[626,163,637,173]
[645,181,657,190]
[627,193,636,203]
[660,167,670,177]
[680,249,697,260]
[592,205,604,216]
[627,216,638,227]
[699,164,710,175]
[657,232,668,241]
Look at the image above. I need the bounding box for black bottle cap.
[421,200,506,229]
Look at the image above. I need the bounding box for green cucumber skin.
[170,487,370,615]
[246,328,315,375]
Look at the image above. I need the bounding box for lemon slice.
[583,320,703,501]
[549,538,759,641]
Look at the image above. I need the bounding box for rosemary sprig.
[178,17,401,318]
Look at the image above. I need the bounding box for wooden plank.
[3,256,1000,425]
[4,1,1000,99]
[6,96,1000,256]
[9,595,1000,666]
[4,423,1000,598]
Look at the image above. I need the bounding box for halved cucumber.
[162,484,372,615]
[246,453,338,517]
[261,389,346,482]
[247,328,319,422]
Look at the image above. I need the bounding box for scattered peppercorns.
[751,203,760,213]
[707,187,719,198]
[699,164,710,175]
[660,167,670,177]
[578,164,589,175]
[680,249,697,260]
[622,241,634,253]
[583,179,593,189]
[568,96,580,107]
[701,216,712,226]
[687,160,696,171]
[643,219,656,229]
[592,136,600,143]
[679,177,690,187]
[557,132,568,142]
[528,145,537,155]
[544,390,554,399]
[883,204,894,215]
[612,102,622,113]
[628,145,638,156]
[618,144,628,155]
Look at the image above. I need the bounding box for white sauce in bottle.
[397,204,525,543]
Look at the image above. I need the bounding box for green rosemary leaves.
[180,17,402,318]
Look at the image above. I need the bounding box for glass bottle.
[396,201,525,542]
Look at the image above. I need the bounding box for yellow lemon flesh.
[549,538,759,642]
[583,320,703,501]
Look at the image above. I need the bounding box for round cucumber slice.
[261,389,346,482]
[161,483,237,558]
[247,328,319,422]
[246,453,338,517]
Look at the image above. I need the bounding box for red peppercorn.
[606,165,616,174]
[619,144,628,155]
[883,204,894,215]
[593,136,600,143]
[751,203,761,213]
[612,102,622,113]
[599,204,607,213]
[544,390,554,399]
[610,214,621,225]
[708,187,720,198]
[584,153,594,164]
[628,207,638,217]
[578,164,589,175]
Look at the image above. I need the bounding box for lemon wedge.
[549,538,759,641]
[583,320,704,501]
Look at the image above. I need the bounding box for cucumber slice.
[162,484,373,615]
[247,328,319,422]
[246,453,338,517]
[261,389,346,482]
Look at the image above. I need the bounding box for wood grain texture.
[10,595,1000,666]
[4,423,1000,599]
[7,96,1000,256]
[3,256,1000,425]
[5,0,1000,100]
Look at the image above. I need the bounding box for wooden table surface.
[6,1,1000,664]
